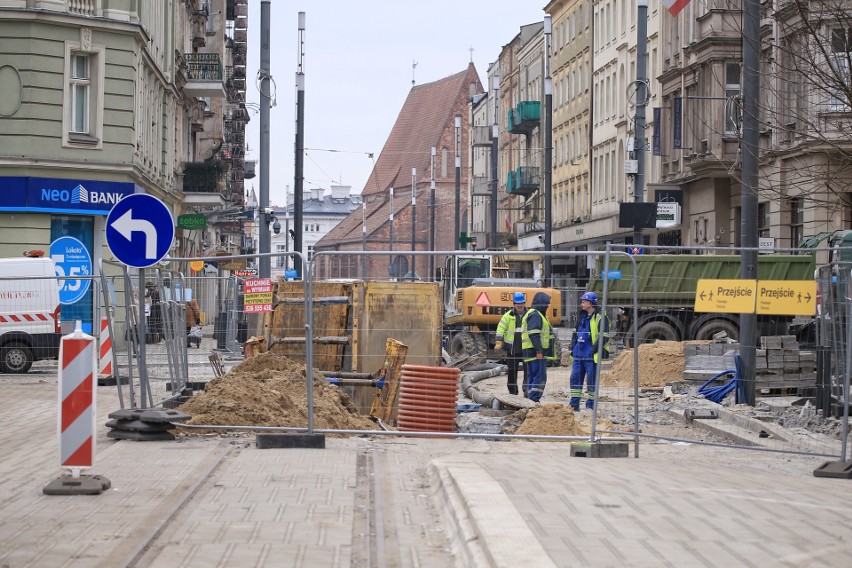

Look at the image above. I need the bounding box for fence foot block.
[256,433,326,449]
[570,441,629,458]
[813,460,852,479]
[684,408,720,423]
[43,475,111,495]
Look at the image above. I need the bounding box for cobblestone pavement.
[2,369,852,567]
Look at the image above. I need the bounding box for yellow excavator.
[439,254,562,363]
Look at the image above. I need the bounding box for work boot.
[508,385,518,395]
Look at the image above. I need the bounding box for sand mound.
[601,340,686,387]
[178,352,379,433]
[503,403,615,438]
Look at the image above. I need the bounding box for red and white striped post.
[98,318,114,382]
[58,321,96,475]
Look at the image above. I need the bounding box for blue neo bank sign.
[0,176,136,215]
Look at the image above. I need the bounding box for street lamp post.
[388,187,394,278]
[543,14,553,287]
[429,146,436,278]
[454,116,461,250]
[490,74,500,250]
[410,168,416,280]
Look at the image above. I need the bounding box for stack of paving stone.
[755,335,817,392]
[681,336,816,394]
[682,341,739,384]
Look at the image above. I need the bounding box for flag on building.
[663,0,691,17]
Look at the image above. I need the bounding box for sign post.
[105,194,174,407]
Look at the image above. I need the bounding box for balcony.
[472,125,492,147]
[184,53,225,98]
[183,162,227,208]
[506,166,539,198]
[183,162,223,193]
[507,101,541,135]
[471,175,490,196]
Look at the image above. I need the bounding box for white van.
[0,257,62,373]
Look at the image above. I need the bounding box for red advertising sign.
[243,278,273,313]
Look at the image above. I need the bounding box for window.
[70,54,89,133]
[724,62,741,134]
[758,202,770,238]
[63,38,104,148]
[829,27,852,111]
[276,244,287,268]
[307,245,314,261]
[789,198,804,249]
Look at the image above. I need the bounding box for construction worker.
[568,291,611,411]
[495,291,527,395]
[521,291,554,402]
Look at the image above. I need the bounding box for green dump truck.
[589,254,816,345]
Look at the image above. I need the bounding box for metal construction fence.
[1,245,848,458]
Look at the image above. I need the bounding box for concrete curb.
[429,460,557,568]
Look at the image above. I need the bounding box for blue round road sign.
[106,194,175,268]
[50,236,92,305]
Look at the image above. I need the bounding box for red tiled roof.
[319,64,481,248]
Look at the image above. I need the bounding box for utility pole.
[429,146,436,278]
[410,168,416,280]
[490,74,500,250]
[543,15,553,287]
[258,1,271,278]
[293,12,305,278]
[634,0,648,249]
[740,0,761,406]
[361,197,367,278]
[454,116,461,249]
[388,186,394,278]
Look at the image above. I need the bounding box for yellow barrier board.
[694,279,756,313]
[756,280,817,316]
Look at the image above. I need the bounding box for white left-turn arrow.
[111,209,157,259]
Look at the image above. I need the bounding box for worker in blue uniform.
[569,291,611,411]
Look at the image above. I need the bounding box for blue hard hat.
[580,291,598,305]
[512,292,526,304]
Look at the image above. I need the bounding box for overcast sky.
[244,1,548,207]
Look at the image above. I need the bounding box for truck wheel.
[693,319,739,342]
[547,339,563,367]
[636,321,678,345]
[0,342,33,374]
[449,333,477,358]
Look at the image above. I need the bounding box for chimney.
[330,184,351,199]
[310,188,323,201]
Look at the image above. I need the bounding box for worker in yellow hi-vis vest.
[521,292,554,402]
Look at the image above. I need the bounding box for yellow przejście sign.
[755,280,816,316]
[694,279,756,313]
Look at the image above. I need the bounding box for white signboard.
[656,201,681,228]
[759,237,775,254]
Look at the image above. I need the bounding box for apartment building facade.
[0,0,246,330]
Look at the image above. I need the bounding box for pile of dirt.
[502,403,615,438]
[601,341,685,387]
[178,352,379,433]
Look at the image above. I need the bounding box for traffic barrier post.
[43,321,111,495]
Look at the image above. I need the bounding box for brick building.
[314,64,482,280]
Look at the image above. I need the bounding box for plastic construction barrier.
[59,323,96,469]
